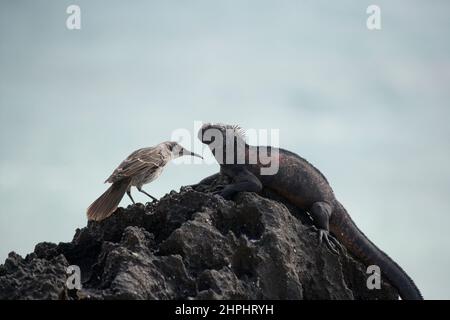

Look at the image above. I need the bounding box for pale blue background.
[1,1,449,299]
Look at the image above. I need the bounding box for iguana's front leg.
[198,173,221,185]
[215,166,263,199]
[184,173,221,190]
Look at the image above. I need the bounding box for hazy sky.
[1,1,449,299]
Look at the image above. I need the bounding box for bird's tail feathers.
[86,178,131,221]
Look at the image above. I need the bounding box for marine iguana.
[197,123,423,300]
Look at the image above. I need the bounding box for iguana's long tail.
[330,201,423,300]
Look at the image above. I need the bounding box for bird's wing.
[105,147,166,183]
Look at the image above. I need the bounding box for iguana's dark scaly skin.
[198,123,423,300]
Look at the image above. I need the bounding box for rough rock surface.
[0,175,398,300]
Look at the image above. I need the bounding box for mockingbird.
[87,141,202,221]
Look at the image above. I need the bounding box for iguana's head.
[198,123,246,145]
[197,123,247,163]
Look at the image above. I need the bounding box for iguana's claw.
[213,187,234,199]
[318,229,341,255]
[329,234,344,252]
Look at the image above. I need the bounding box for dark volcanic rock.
[0,175,398,300]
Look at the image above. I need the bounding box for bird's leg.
[127,190,135,204]
[309,202,342,255]
[137,187,157,201]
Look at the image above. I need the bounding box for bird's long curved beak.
[182,149,203,159]
[192,152,203,159]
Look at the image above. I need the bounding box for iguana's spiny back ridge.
[198,123,423,300]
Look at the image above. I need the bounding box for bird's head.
[165,141,203,159]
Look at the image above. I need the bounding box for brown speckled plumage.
[87,141,202,221]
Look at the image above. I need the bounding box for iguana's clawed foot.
[318,229,343,255]
[212,186,234,200]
